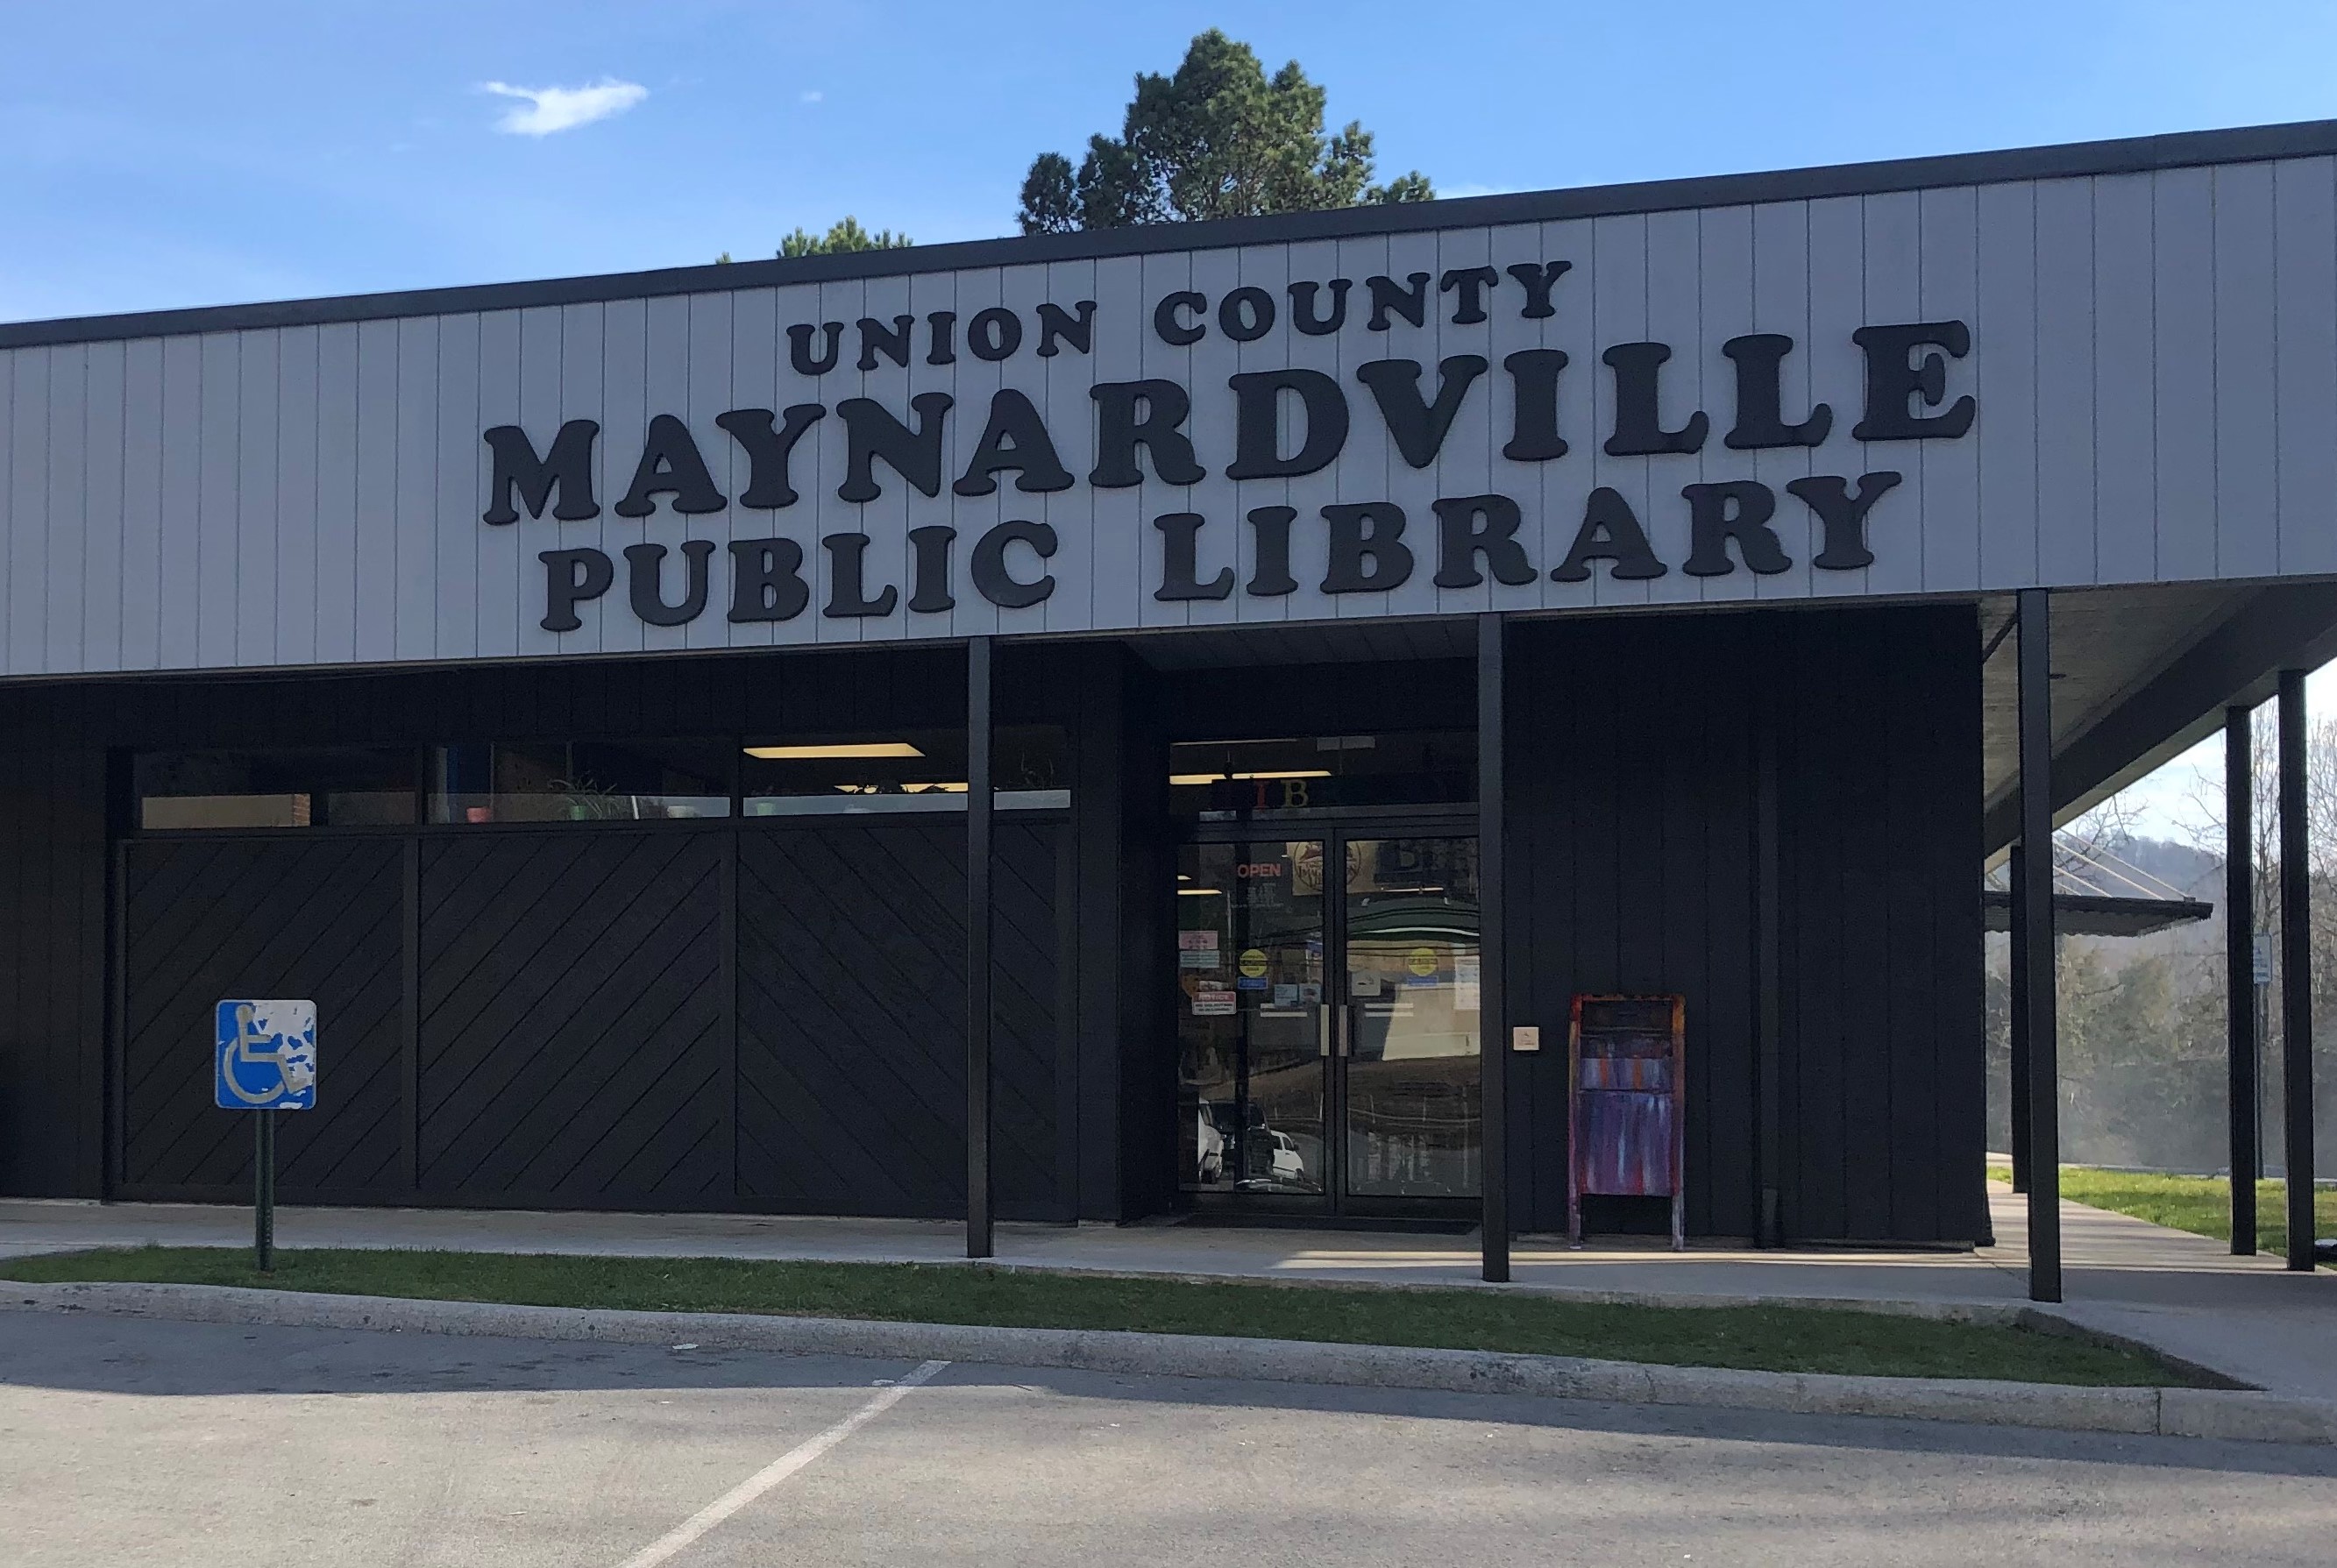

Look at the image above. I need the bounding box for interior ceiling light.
[745,741,924,760]
[1231,770,1332,781]
[1168,772,1225,785]
[1176,887,1225,897]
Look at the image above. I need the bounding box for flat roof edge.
[8,117,2336,351]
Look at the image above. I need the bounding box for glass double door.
[1176,832,1482,1212]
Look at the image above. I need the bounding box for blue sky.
[6,1,2337,324]
[4,0,2331,834]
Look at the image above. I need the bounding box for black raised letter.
[1247,506,1297,596]
[906,525,955,613]
[926,310,957,365]
[1505,260,1572,319]
[1722,334,1831,449]
[1218,287,1275,342]
[1090,380,1206,486]
[1432,494,1536,588]
[1289,279,1351,335]
[1683,480,1791,576]
[1228,369,1350,479]
[1439,266,1500,324]
[485,421,600,523]
[727,537,810,621]
[539,547,614,630]
[822,533,899,616]
[1035,301,1097,358]
[623,539,714,626]
[1366,272,1431,330]
[1154,291,1206,345]
[716,405,826,509]
[1852,321,1977,440]
[614,415,727,518]
[837,393,952,501]
[856,316,914,371]
[1502,350,1568,462]
[1551,489,1666,582]
[971,521,1057,608]
[955,389,1075,495]
[1602,343,1709,456]
[1788,472,1903,570]
[1356,356,1488,468]
[1154,513,1235,601]
[1321,502,1413,593]
[789,321,843,376]
[968,308,1022,362]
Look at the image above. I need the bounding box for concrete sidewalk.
[5,1185,2330,1396]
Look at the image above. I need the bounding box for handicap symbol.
[215,1000,317,1110]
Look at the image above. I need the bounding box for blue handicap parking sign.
[214,999,318,1110]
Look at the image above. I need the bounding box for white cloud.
[800,89,823,103]
[1442,182,1517,200]
[480,78,648,137]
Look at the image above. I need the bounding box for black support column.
[1754,707,1784,1247]
[2227,706,2260,1255]
[2015,589,2062,1303]
[1478,613,1509,1283]
[967,636,995,1260]
[2277,670,2316,1272]
[2007,841,2031,1195]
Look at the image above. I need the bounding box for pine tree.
[1017,30,1433,235]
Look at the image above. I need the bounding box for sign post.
[214,999,317,1274]
[2255,932,2274,1179]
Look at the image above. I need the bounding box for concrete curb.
[961,1259,2035,1323]
[8,1280,2334,1446]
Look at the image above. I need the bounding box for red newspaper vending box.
[1566,995,1686,1250]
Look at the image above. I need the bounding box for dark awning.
[1979,889,2215,937]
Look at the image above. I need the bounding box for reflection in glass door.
[1176,841,1329,1197]
[1342,836,1482,1199]
[1176,832,1482,1210]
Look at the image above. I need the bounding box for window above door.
[1169,732,1474,819]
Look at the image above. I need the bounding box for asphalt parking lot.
[4,1310,2334,1567]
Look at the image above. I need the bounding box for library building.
[4,117,2333,1294]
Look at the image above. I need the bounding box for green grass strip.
[1988,1164,2333,1260]
[1,1245,2201,1387]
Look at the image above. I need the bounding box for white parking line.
[612,1359,951,1568]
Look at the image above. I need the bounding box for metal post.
[1754,706,1784,1247]
[253,1109,276,1274]
[1477,614,1509,1283]
[2016,589,2062,1303]
[2007,841,2031,1195]
[2277,670,2316,1272]
[2226,705,2259,1255]
[966,636,995,1260]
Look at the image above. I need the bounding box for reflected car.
[1197,1109,1225,1183]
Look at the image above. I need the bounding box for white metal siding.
[4,157,2335,678]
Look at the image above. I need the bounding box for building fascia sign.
[484,265,1968,635]
[9,128,2332,678]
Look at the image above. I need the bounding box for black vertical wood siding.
[1774,606,1987,1245]
[0,689,105,1198]
[1504,605,1984,1244]
[1,612,1985,1242]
